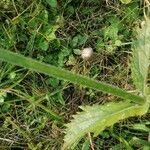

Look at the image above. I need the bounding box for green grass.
[0,0,150,149]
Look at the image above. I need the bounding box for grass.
[0,0,150,149]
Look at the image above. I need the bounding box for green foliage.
[103,17,120,41]
[0,0,150,149]
[0,49,145,104]
[0,18,150,149]
[46,77,60,88]
[71,34,88,48]
[124,2,139,23]
[46,0,57,8]
[0,1,60,54]
[0,0,11,9]
[97,16,124,54]
[131,20,150,95]
[129,137,150,148]
[62,102,148,150]
[81,140,90,150]
[120,0,131,4]
[62,20,150,149]
[132,122,150,132]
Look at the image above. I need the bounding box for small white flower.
[81,47,93,60]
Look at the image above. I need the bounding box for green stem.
[0,49,145,104]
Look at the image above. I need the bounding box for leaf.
[103,16,122,45]
[0,49,145,104]
[131,20,150,94]
[42,25,58,42]
[124,2,139,23]
[38,38,49,51]
[73,49,81,55]
[132,123,150,132]
[62,101,149,150]
[129,137,150,147]
[104,25,118,41]
[46,77,60,88]
[46,0,57,8]
[120,0,131,4]
[81,139,90,150]
[71,34,88,47]
[71,36,79,47]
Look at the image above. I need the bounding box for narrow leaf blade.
[0,49,145,104]
[62,102,149,150]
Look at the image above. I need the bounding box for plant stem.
[0,49,146,104]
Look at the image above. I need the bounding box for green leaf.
[62,101,149,150]
[129,137,150,147]
[46,0,57,8]
[0,49,145,104]
[132,123,150,132]
[46,77,60,88]
[71,34,88,47]
[38,38,49,51]
[73,49,81,55]
[120,0,131,4]
[0,96,4,103]
[124,3,139,23]
[81,140,90,150]
[104,25,118,41]
[104,16,121,41]
[131,20,150,94]
[71,36,79,47]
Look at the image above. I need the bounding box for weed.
[0,0,150,150]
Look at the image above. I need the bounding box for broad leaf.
[131,20,150,95]
[62,101,149,150]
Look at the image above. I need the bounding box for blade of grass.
[8,88,63,121]
[0,49,145,104]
